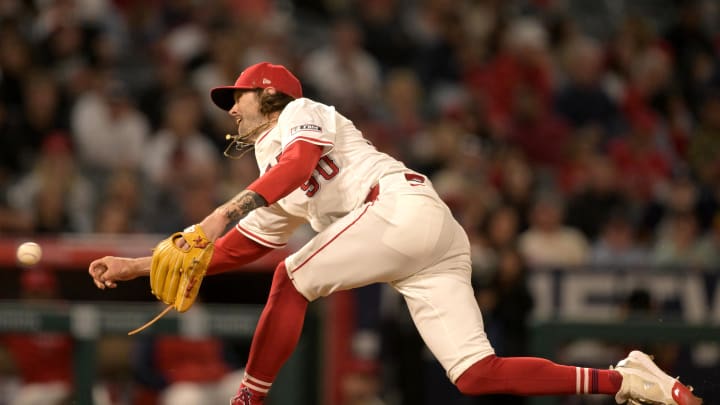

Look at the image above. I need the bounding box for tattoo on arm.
[224,190,268,222]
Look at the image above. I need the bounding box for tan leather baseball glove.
[129,224,214,335]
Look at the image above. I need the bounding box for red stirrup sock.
[456,355,623,396]
[236,262,308,403]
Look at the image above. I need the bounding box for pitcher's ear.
[264,87,277,95]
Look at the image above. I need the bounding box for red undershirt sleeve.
[207,229,274,275]
[208,142,321,274]
[247,141,323,205]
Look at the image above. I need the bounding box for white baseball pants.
[285,171,495,381]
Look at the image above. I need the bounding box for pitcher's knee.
[454,355,499,395]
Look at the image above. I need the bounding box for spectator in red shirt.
[506,86,571,171]
[1,268,115,405]
[607,113,671,202]
[465,17,553,138]
[1,269,78,405]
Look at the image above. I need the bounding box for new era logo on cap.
[210,62,303,110]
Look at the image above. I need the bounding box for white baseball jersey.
[236,98,407,246]
[235,97,495,382]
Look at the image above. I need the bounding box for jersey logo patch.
[291,124,322,135]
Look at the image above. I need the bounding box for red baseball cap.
[210,62,303,110]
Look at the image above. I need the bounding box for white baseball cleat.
[613,350,702,405]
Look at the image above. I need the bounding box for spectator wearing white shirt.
[141,88,219,232]
[6,132,95,233]
[71,75,150,174]
[141,88,218,188]
[302,18,382,117]
[519,192,589,268]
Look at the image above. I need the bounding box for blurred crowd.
[0,0,719,273]
[0,0,719,404]
[0,0,719,276]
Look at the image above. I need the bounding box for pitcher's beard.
[224,118,278,159]
[239,118,278,143]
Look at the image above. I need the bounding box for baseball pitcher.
[89,62,701,405]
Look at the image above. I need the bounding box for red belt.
[365,183,380,203]
[364,173,425,203]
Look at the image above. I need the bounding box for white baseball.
[16,242,42,266]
